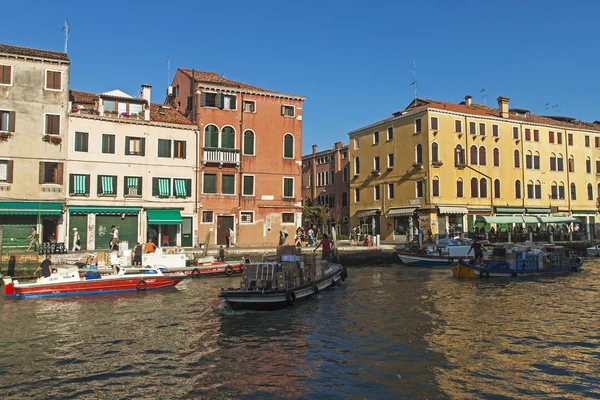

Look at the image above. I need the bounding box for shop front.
[467,208,492,234]
[571,210,597,240]
[146,209,182,247]
[68,206,140,251]
[436,206,468,236]
[356,208,381,236]
[0,202,63,250]
[387,206,418,241]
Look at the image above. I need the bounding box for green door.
[1,216,37,250]
[95,215,138,250]
[181,217,193,247]
[69,215,88,250]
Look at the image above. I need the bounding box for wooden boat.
[586,244,600,257]
[2,266,185,299]
[453,244,583,278]
[397,241,491,267]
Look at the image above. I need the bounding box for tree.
[302,205,330,233]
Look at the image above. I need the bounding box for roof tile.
[0,43,69,62]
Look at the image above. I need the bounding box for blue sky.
[3,1,600,153]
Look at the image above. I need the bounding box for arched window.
[588,183,594,200]
[342,166,349,182]
[587,157,592,173]
[455,144,464,165]
[432,176,440,197]
[596,158,600,174]
[470,177,479,198]
[550,152,557,171]
[354,157,360,174]
[551,181,558,199]
[456,177,464,198]
[557,153,564,172]
[221,126,235,149]
[283,134,294,158]
[535,180,542,199]
[568,155,575,173]
[342,192,348,207]
[470,145,478,165]
[494,179,501,198]
[493,148,500,167]
[204,124,218,148]
[480,178,488,198]
[415,144,423,163]
[243,130,255,155]
[534,151,540,169]
[431,142,439,163]
[527,180,534,199]
[330,170,335,184]
[571,183,577,200]
[515,180,522,199]
[479,146,487,166]
[559,182,565,200]
[514,149,520,168]
[526,150,533,169]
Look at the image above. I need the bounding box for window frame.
[97,174,117,196]
[243,129,256,156]
[242,174,255,196]
[125,136,145,156]
[221,174,236,195]
[157,139,172,158]
[69,173,90,196]
[242,100,256,113]
[430,116,439,131]
[373,131,379,144]
[240,211,255,224]
[386,126,394,141]
[202,173,217,194]
[282,212,295,224]
[0,64,13,86]
[414,118,422,133]
[102,134,116,154]
[456,178,464,198]
[512,126,519,140]
[45,69,62,91]
[387,183,394,199]
[492,124,499,137]
[354,188,360,203]
[282,177,295,198]
[201,210,214,224]
[173,140,186,159]
[44,113,61,136]
[282,105,295,117]
[515,180,522,199]
[74,131,89,153]
[387,153,394,169]
[124,176,142,197]
[283,133,295,159]
[454,120,463,133]
[416,180,424,198]
[374,185,380,201]
[432,176,440,197]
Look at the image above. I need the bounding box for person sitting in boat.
[33,255,53,277]
[314,233,333,262]
[467,240,486,265]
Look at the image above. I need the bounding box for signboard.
[409,199,421,205]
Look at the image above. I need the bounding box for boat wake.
[214,306,246,316]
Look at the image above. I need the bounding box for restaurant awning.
[495,207,526,214]
[356,208,380,218]
[571,210,597,215]
[538,216,580,223]
[387,206,418,216]
[146,209,182,225]
[522,216,542,223]
[478,215,525,224]
[526,208,551,214]
[437,206,468,214]
[69,206,140,215]
[0,202,63,215]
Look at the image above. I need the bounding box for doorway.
[181,217,193,247]
[217,216,234,246]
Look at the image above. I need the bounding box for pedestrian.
[228,227,235,247]
[307,228,315,246]
[144,239,157,254]
[25,226,39,252]
[217,245,227,262]
[295,227,303,247]
[314,233,334,262]
[133,242,143,265]
[33,255,53,277]
[72,228,81,251]
[279,227,288,245]
[110,225,119,251]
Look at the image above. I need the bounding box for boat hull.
[454,258,583,278]
[397,252,458,267]
[78,262,244,278]
[586,246,600,257]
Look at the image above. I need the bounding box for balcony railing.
[202,147,240,166]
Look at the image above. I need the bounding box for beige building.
[68,86,197,250]
[0,43,70,250]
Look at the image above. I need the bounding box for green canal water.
[0,261,599,399]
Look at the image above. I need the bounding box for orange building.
[167,69,305,246]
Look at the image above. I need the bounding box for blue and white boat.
[397,252,465,267]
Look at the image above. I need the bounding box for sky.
[2,1,600,154]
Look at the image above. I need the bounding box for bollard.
[529,232,533,242]
[376,234,380,247]
[569,232,573,242]
[549,232,554,244]
[419,233,423,247]
[435,233,439,245]
[507,232,511,243]
[587,231,591,241]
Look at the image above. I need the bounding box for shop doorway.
[41,218,58,244]
[181,217,193,247]
[217,216,234,246]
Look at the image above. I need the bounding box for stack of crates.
[524,252,537,270]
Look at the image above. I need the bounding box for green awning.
[572,210,597,215]
[469,208,492,213]
[522,216,542,223]
[69,206,140,215]
[495,207,525,214]
[158,178,170,196]
[539,216,580,223]
[147,209,182,225]
[0,202,63,215]
[526,208,551,214]
[478,215,525,224]
[174,179,187,197]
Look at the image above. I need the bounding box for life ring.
[136,280,147,291]
[480,270,490,278]
[575,257,582,265]
[313,285,319,295]
[191,268,200,278]
[225,266,234,276]
[286,290,296,306]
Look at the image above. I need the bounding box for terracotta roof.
[150,103,194,125]
[70,90,98,103]
[0,43,69,62]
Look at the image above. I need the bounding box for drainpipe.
[564,128,571,212]
[237,92,244,240]
[520,123,526,209]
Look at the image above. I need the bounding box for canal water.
[1,262,599,399]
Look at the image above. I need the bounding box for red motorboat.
[2,267,185,299]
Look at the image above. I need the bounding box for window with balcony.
[283,177,294,198]
[415,144,423,164]
[102,134,115,154]
[456,178,463,198]
[0,160,13,183]
[152,177,171,197]
[125,136,145,156]
[243,130,255,155]
[243,175,255,196]
[103,100,144,117]
[203,173,217,194]
[204,125,219,147]
[74,132,88,152]
[174,140,186,159]
[221,126,235,149]
[97,175,117,196]
[45,114,60,135]
[40,162,63,185]
[0,110,15,132]
[69,173,89,195]
[0,65,12,85]
[124,176,142,196]
[202,211,214,223]
[283,134,294,158]
[158,139,171,158]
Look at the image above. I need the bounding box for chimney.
[465,95,472,106]
[497,96,510,118]
[142,84,152,121]
[312,144,317,154]
[334,141,342,149]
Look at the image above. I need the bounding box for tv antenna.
[62,19,69,53]
[545,102,550,111]
[410,60,417,100]
[167,57,171,85]
[552,104,561,112]
[479,88,487,105]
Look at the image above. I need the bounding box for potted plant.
[89,109,100,115]
[0,131,12,141]
[42,135,62,145]
[71,106,80,113]
[120,112,129,118]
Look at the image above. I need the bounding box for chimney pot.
[312,144,317,154]
[465,95,472,106]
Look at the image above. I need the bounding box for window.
[203,173,217,194]
[512,126,519,139]
[416,180,424,198]
[373,131,379,144]
[479,123,486,136]
[596,137,600,148]
[587,157,592,174]
[342,192,348,206]
[282,105,295,117]
[430,117,439,130]
[242,175,255,196]
[550,153,557,171]
[174,140,187,159]
[242,130,255,156]
[283,134,294,158]
[470,145,478,166]
[527,181,534,199]
[455,145,465,165]
[124,176,142,196]
[388,183,394,199]
[534,152,540,170]
[343,166,349,182]
[45,114,60,135]
[493,148,500,167]
[373,156,380,171]
[568,133,573,146]
[0,65,11,85]
[204,125,218,148]
[342,151,347,159]
[557,132,563,144]
[431,142,439,163]
[557,154,564,172]
[515,180,521,199]
[0,110,15,132]
[45,70,62,90]
[97,175,117,196]
[479,147,487,166]
[596,159,600,174]
[173,178,191,197]
[456,178,464,198]
[354,157,360,174]
[526,151,533,169]
[492,124,499,137]
[40,162,63,184]
[549,131,555,143]
[415,144,423,163]
[550,183,557,200]
[514,149,520,168]
[240,211,254,223]
[374,185,380,200]
[222,94,237,110]
[571,183,577,200]
[202,211,214,223]
[559,182,565,200]
[201,92,217,107]
[102,134,115,154]
[535,181,542,199]
[330,170,335,184]
[568,156,575,173]
[470,178,478,198]
[387,127,394,141]
[74,132,88,152]
[480,178,488,198]
[469,121,476,135]
[387,153,394,168]
[354,188,360,202]
[354,137,359,150]
[125,136,145,156]
[152,177,171,197]
[243,100,256,113]
[455,120,463,133]
[525,129,531,141]
[588,183,594,201]
[69,174,89,195]
[222,174,235,195]
[533,129,539,142]
[414,118,422,133]
[283,177,294,197]
[585,136,590,147]
[221,126,235,149]
[0,160,13,183]
[158,139,171,158]
[282,213,295,223]
[432,177,440,197]
[494,179,501,198]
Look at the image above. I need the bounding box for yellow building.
[348,96,600,241]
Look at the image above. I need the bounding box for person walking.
[25,226,39,252]
[279,227,288,245]
[314,233,334,262]
[72,228,81,251]
[228,227,235,247]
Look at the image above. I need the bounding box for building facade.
[348,95,600,241]
[68,85,197,250]
[302,142,350,234]
[0,44,70,249]
[167,69,305,246]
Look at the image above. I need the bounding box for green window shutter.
[111,176,117,194]
[138,177,143,195]
[152,177,158,196]
[75,132,81,150]
[185,179,191,197]
[204,126,218,148]
[158,139,171,157]
[102,135,108,153]
[221,127,235,149]
[125,136,130,155]
[83,133,89,152]
[85,174,90,194]
[140,138,146,156]
[230,95,237,110]
[97,175,103,194]
[69,174,74,194]
[222,175,235,194]
[181,141,187,159]
[284,135,293,158]
[200,92,206,107]
[203,174,216,193]
[244,131,254,155]
[284,178,293,197]
[216,93,224,109]
[124,176,129,194]
[243,175,254,195]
